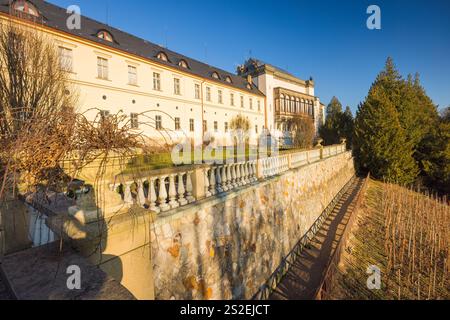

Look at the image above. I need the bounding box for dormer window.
[246,84,252,90]
[212,72,220,80]
[157,52,169,62]
[12,0,39,17]
[178,60,188,68]
[225,76,232,83]
[97,30,113,42]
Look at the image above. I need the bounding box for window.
[225,76,232,83]
[175,117,181,131]
[203,120,207,132]
[195,84,200,99]
[212,72,220,79]
[153,72,161,91]
[249,98,253,110]
[157,52,168,62]
[258,100,261,112]
[174,78,181,95]
[255,125,258,134]
[12,1,39,17]
[218,90,223,104]
[100,110,110,120]
[97,57,108,80]
[130,113,139,129]
[206,87,211,102]
[230,93,235,106]
[155,115,162,130]
[214,121,218,132]
[128,65,137,85]
[58,47,73,72]
[189,119,195,132]
[97,30,113,42]
[178,60,188,68]
[224,122,229,133]
[240,96,244,108]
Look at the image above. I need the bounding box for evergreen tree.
[420,108,450,194]
[320,97,344,145]
[341,106,354,148]
[354,60,419,184]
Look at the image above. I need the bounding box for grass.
[329,179,449,300]
[121,146,316,174]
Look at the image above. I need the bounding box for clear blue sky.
[49,0,450,114]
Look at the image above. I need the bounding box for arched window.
[157,52,169,62]
[246,83,252,90]
[301,99,306,114]
[291,97,295,113]
[225,76,232,83]
[12,0,39,17]
[97,30,113,42]
[285,95,290,113]
[296,98,300,113]
[212,72,220,79]
[280,94,285,112]
[178,60,188,68]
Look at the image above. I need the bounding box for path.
[270,177,364,300]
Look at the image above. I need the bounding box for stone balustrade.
[90,144,347,217]
[109,169,196,214]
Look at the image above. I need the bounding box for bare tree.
[288,116,315,149]
[0,21,79,195]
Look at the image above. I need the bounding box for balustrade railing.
[92,144,347,216]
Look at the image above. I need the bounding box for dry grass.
[329,180,449,300]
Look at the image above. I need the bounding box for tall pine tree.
[354,59,419,184]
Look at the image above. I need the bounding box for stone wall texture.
[150,152,355,300]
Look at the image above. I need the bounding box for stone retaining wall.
[150,152,355,300]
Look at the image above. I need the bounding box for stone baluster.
[231,164,238,188]
[248,161,254,182]
[226,165,233,189]
[204,168,212,197]
[221,165,229,192]
[138,180,147,206]
[185,171,196,203]
[148,178,160,213]
[209,167,217,195]
[168,174,179,209]
[215,167,223,193]
[124,182,134,204]
[263,159,268,178]
[158,176,170,212]
[236,163,242,186]
[177,173,187,206]
[243,163,249,185]
[253,161,258,181]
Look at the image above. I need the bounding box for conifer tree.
[354,61,419,184]
[320,97,344,145]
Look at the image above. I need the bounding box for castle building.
[0,0,325,147]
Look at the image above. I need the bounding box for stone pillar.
[256,159,264,180]
[192,166,206,200]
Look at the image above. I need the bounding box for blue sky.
[49,0,450,114]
